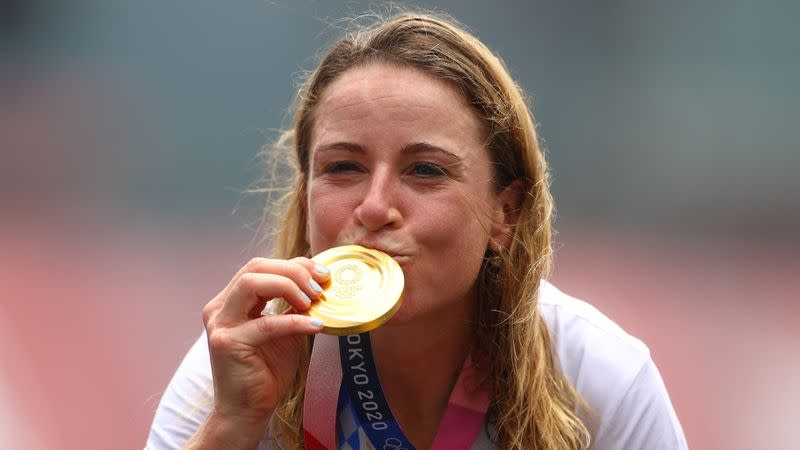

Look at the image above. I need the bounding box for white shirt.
[145,282,688,449]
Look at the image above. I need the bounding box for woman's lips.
[357,244,412,268]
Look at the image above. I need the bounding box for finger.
[217,273,310,324]
[239,257,327,302]
[235,313,324,347]
[289,257,331,284]
[247,297,269,320]
[205,257,330,326]
[203,261,275,322]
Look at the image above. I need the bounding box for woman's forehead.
[310,62,487,156]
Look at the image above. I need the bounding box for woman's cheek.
[308,189,351,244]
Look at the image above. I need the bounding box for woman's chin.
[381,296,446,328]
[384,300,417,326]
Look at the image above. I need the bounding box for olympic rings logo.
[383,437,408,450]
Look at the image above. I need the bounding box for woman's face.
[305,62,509,324]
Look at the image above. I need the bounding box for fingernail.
[309,317,324,328]
[301,292,311,305]
[310,279,323,293]
[314,264,330,275]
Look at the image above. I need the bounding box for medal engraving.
[333,263,363,299]
[308,245,404,335]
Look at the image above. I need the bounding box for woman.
[146,11,687,450]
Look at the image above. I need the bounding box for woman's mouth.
[349,239,413,266]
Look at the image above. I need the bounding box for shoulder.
[538,282,688,449]
[145,333,281,450]
[145,332,214,449]
[538,281,651,382]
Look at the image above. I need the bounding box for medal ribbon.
[304,333,490,450]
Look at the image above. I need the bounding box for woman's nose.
[354,170,403,231]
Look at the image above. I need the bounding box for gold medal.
[308,245,404,335]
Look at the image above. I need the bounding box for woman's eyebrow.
[401,142,464,163]
[314,141,465,166]
[314,141,366,155]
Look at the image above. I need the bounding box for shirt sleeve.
[590,357,688,450]
[144,332,213,450]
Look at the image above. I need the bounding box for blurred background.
[1,1,797,449]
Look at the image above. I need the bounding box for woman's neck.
[369,301,475,449]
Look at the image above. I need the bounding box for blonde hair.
[258,10,591,450]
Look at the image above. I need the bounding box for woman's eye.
[325,161,362,174]
[410,162,446,178]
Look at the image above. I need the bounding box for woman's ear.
[489,179,524,251]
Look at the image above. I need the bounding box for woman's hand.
[189,257,328,448]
